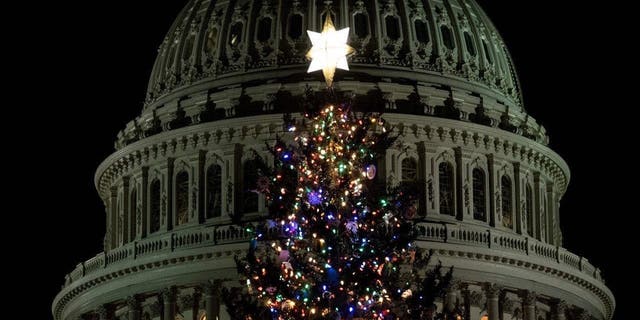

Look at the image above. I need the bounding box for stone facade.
[52,1,614,319]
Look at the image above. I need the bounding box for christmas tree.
[223,91,456,320]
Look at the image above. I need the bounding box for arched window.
[464,32,476,57]
[526,184,534,236]
[482,39,492,64]
[175,171,189,226]
[229,22,244,46]
[183,34,195,60]
[166,45,177,71]
[257,17,272,42]
[414,20,430,44]
[439,162,454,216]
[288,14,303,39]
[401,158,418,182]
[206,164,222,219]
[441,25,455,50]
[205,28,218,56]
[354,13,369,38]
[243,160,260,213]
[385,16,401,40]
[501,176,513,229]
[472,168,486,221]
[150,179,161,233]
[129,188,137,241]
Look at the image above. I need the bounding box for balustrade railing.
[62,221,606,289]
[414,221,605,284]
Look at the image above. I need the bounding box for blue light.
[308,191,322,205]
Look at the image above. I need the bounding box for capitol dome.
[114,0,547,150]
[53,0,614,320]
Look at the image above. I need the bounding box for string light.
[229,103,444,319]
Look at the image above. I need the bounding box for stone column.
[204,280,222,320]
[109,187,118,249]
[454,148,464,221]
[445,280,461,312]
[460,285,472,320]
[198,150,207,224]
[122,176,130,244]
[552,299,567,320]
[140,166,149,239]
[127,296,141,320]
[166,158,175,231]
[521,290,537,320]
[483,283,501,320]
[162,287,177,320]
[467,290,486,320]
[487,154,496,227]
[513,163,522,234]
[192,288,202,320]
[546,183,556,245]
[533,172,542,241]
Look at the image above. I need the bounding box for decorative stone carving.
[468,290,486,307]
[127,295,141,310]
[483,283,501,298]
[501,294,515,313]
[179,294,194,312]
[161,286,177,302]
[203,279,223,297]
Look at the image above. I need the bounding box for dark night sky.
[31,1,631,318]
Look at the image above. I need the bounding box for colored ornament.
[346,220,358,234]
[278,249,290,262]
[366,164,377,180]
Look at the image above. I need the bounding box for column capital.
[203,279,223,296]
[482,283,502,298]
[447,279,464,291]
[468,290,486,308]
[193,286,203,298]
[126,295,141,310]
[521,290,538,305]
[161,286,177,302]
[179,294,195,312]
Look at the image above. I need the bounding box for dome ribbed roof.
[144,0,523,111]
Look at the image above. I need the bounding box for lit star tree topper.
[306,14,355,87]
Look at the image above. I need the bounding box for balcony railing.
[414,221,603,282]
[62,221,604,288]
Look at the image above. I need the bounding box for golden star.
[306,15,355,87]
